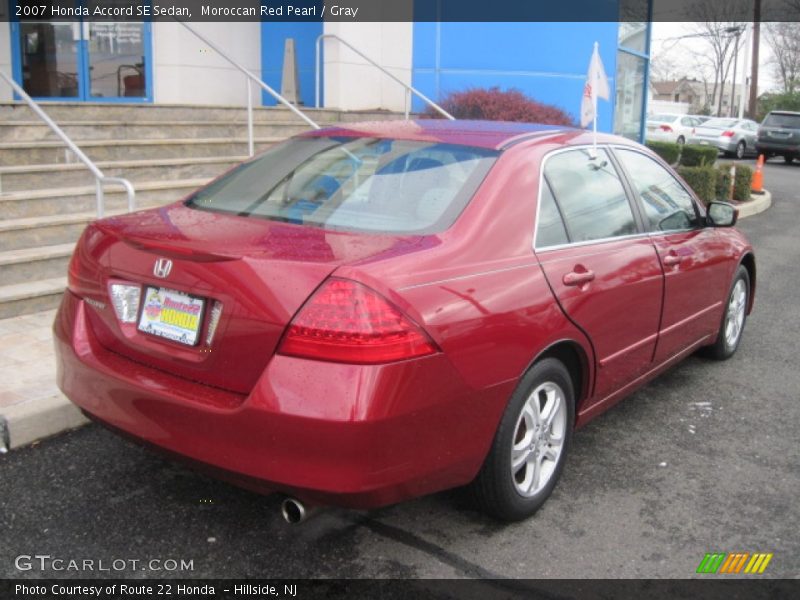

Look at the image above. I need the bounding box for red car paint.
[54,120,755,508]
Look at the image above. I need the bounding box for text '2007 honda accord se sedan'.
[54,120,755,521]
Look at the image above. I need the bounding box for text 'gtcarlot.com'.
[14,554,194,572]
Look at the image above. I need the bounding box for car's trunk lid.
[73,204,418,395]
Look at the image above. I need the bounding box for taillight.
[660,125,673,132]
[721,130,735,137]
[67,250,81,293]
[277,278,438,364]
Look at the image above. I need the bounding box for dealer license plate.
[137,286,205,346]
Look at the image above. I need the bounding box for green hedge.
[678,166,716,204]
[645,141,681,165]
[716,163,754,201]
[715,165,732,200]
[679,144,719,167]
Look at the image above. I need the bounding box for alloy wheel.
[510,381,567,497]
[724,279,747,348]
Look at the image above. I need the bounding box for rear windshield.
[187,136,498,235]
[763,113,800,128]
[703,118,738,128]
[649,114,677,123]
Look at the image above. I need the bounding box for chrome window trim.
[532,144,643,252]
[535,231,652,254]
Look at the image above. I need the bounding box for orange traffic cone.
[751,154,765,194]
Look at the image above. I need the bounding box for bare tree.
[764,22,800,93]
[688,0,749,115]
[649,55,682,83]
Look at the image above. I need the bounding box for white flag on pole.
[580,42,610,128]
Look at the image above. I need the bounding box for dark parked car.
[55,121,755,522]
[757,110,800,163]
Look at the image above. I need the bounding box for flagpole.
[592,42,599,158]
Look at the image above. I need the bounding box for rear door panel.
[538,239,663,400]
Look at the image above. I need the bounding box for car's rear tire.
[784,155,795,164]
[735,141,746,159]
[677,135,686,145]
[469,358,575,521]
[703,265,750,360]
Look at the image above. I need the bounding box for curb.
[737,189,772,219]
[0,393,88,452]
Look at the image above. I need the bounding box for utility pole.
[727,26,744,117]
[748,0,761,119]
[739,23,752,119]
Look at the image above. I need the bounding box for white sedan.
[645,114,703,145]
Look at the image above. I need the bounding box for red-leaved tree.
[425,87,576,126]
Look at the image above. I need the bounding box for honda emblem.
[153,258,173,279]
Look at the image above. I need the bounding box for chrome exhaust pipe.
[280,497,315,524]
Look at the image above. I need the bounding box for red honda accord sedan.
[54,120,755,521]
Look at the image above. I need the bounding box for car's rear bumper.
[689,137,729,152]
[646,130,677,144]
[54,291,509,508]
[756,141,799,155]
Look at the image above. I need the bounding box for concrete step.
[0,156,243,192]
[0,137,280,166]
[0,205,159,252]
[0,120,310,142]
[0,276,67,319]
[0,243,74,286]
[0,178,208,220]
[0,102,403,124]
[0,213,93,252]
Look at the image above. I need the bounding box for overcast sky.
[650,22,780,94]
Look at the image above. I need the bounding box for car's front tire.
[784,155,795,164]
[470,358,574,521]
[704,265,750,360]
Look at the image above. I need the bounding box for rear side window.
[188,137,498,235]
[615,149,701,232]
[535,182,569,248]
[763,113,800,128]
[544,148,637,243]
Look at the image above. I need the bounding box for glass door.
[86,21,149,99]
[12,1,151,102]
[16,21,82,99]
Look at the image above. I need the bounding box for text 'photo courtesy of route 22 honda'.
[54,120,756,522]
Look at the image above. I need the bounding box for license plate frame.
[137,286,205,347]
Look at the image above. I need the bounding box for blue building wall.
[411,21,619,132]
[261,22,322,107]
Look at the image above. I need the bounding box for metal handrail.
[0,71,136,219]
[315,34,455,121]
[176,20,321,155]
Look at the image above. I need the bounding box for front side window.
[188,137,498,235]
[615,149,701,232]
[544,148,637,243]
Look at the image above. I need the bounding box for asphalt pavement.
[1,160,798,580]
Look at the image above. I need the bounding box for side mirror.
[707,201,738,227]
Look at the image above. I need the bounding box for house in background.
[650,76,746,116]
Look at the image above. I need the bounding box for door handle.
[663,254,683,267]
[563,269,595,287]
